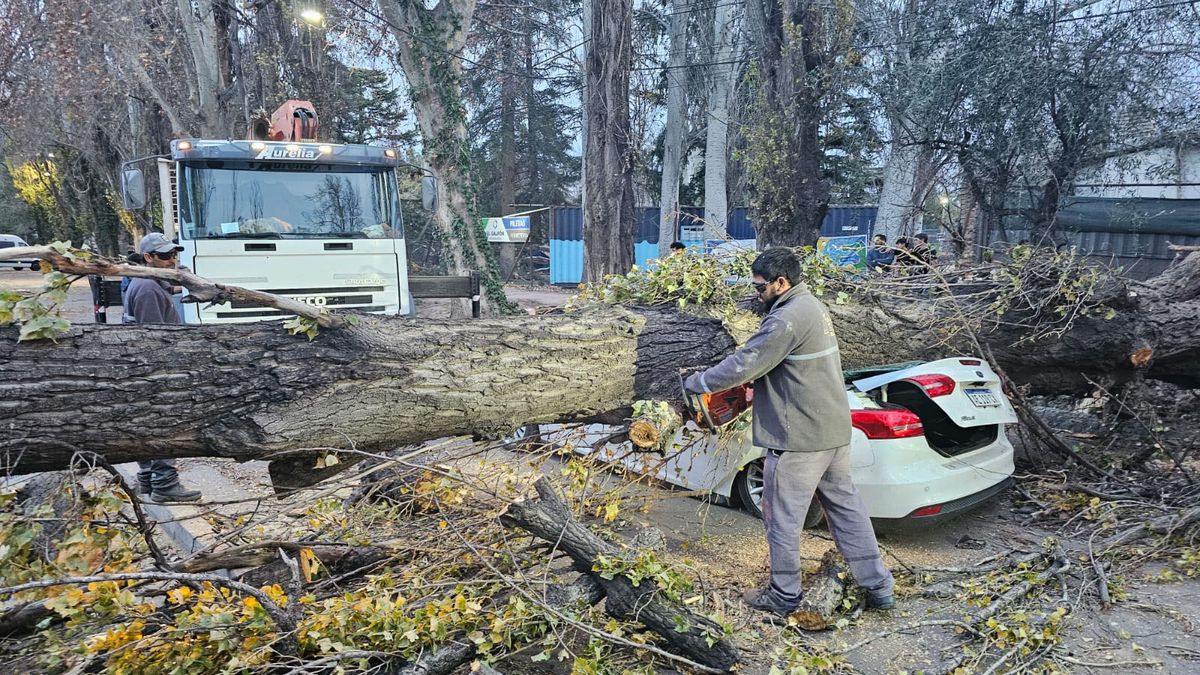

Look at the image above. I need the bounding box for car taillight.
[910,504,942,517]
[851,409,924,439]
[958,359,981,366]
[905,374,956,397]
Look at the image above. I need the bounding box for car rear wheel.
[735,458,825,528]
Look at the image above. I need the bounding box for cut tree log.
[501,477,740,671]
[789,548,850,631]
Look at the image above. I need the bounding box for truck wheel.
[735,458,826,528]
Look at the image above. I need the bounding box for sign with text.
[482,216,531,243]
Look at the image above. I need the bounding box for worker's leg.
[148,459,181,491]
[814,444,894,600]
[762,448,834,603]
[136,462,154,494]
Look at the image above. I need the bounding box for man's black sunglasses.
[751,280,770,292]
[150,250,178,260]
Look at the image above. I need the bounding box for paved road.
[0,268,97,323]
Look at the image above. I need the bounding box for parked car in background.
[0,235,40,271]
[565,357,1017,527]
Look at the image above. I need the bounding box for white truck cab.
[159,139,413,323]
[121,101,435,324]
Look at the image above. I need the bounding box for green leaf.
[18,315,69,342]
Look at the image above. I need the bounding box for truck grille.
[213,285,386,319]
[217,306,386,319]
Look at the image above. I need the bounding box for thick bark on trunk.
[1,308,735,475]
[501,478,740,671]
[582,0,635,281]
[744,0,839,248]
[875,137,924,242]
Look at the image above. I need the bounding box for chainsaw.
[678,370,752,431]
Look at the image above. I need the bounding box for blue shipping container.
[549,206,878,284]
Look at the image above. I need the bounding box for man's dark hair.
[873,233,887,242]
[669,241,686,251]
[896,237,909,247]
[751,247,802,285]
[915,232,929,243]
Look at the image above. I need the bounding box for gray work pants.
[761,445,894,603]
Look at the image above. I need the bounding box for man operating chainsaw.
[684,247,894,617]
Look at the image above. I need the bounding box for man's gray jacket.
[684,284,851,452]
[124,278,181,324]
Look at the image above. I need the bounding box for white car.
[0,235,40,271]
[569,357,1017,526]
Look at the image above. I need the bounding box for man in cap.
[123,232,203,503]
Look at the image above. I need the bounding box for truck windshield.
[177,163,403,240]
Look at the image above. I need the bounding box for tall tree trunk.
[174,0,227,137]
[703,0,742,242]
[743,0,846,248]
[496,29,519,276]
[378,0,511,311]
[523,9,539,206]
[875,134,924,242]
[582,0,635,281]
[658,3,689,256]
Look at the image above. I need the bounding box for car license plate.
[966,388,1001,407]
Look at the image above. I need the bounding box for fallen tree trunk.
[830,251,1200,393]
[1,307,735,478]
[2,251,1198,477]
[501,478,740,671]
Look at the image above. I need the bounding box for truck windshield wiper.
[198,232,282,239]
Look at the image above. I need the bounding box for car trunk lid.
[851,358,1016,457]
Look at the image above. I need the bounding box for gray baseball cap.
[138,232,184,255]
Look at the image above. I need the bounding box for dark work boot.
[866,594,896,611]
[742,587,800,617]
[150,484,202,503]
[137,479,153,495]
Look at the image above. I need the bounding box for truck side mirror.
[420,176,439,212]
[121,167,147,210]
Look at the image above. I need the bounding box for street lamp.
[299,8,324,25]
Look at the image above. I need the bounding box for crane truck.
[120,100,444,324]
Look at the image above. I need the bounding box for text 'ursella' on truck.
[120,100,438,324]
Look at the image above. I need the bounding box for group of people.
[867,232,936,274]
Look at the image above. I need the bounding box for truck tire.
[734,458,825,528]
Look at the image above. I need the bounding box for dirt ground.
[10,269,1200,673]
